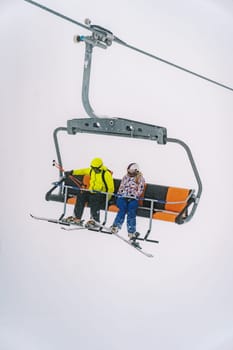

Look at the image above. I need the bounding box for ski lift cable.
[114,40,233,92]
[24,0,233,92]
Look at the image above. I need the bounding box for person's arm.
[117,175,127,195]
[104,171,115,200]
[72,168,91,176]
[136,176,145,198]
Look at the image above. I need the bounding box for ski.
[61,224,86,231]
[84,221,154,257]
[114,232,154,258]
[31,214,153,257]
[82,221,154,257]
[83,221,113,235]
[30,213,70,225]
[30,214,85,229]
[60,220,110,232]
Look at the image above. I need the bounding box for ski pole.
[52,160,84,188]
[53,159,64,172]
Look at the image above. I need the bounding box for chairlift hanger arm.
[167,137,202,222]
[24,0,233,92]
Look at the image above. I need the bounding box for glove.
[64,170,73,177]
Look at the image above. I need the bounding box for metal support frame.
[67,117,167,144]
[53,130,202,226]
[167,137,202,223]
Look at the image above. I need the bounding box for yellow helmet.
[90,157,103,168]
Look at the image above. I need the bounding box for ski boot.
[85,219,100,229]
[128,232,140,240]
[63,216,84,226]
[72,218,84,226]
[128,232,142,249]
[110,226,119,234]
[63,216,75,223]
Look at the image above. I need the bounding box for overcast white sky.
[1,0,233,349]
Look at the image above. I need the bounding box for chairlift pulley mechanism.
[74,20,114,49]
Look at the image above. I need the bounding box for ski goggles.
[91,166,102,173]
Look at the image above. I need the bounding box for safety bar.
[46,181,195,241]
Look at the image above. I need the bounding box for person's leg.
[112,197,128,230]
[89,193,106,222]
[127,199,138,234]
[74,191,89,219]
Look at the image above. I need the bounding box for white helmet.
[127,163,140,175]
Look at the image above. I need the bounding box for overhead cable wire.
[24,0,233,92]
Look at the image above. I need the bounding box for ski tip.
[60,226,70,230]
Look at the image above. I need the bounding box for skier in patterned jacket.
[111,163,145,239]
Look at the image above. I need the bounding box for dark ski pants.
[113,197,139,233]
[74,191,106,222]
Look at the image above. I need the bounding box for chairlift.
[45,34,202,243]
[24,0,233,246]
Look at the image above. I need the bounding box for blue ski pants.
[113,197,139,233]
